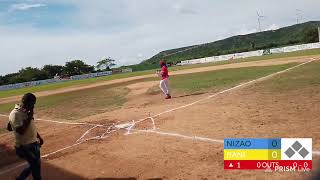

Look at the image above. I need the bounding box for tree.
[303,27,319,43]
[42,65,64,78]
[18,67,48,82]
[0,76,4,85]
[96,57,116,71]
[0,68,48,85]
[3,73,19,84]
[63,60,94,76]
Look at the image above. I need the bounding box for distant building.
[112,68,122,74]
[122,68,133,73]
[112,67,132,74]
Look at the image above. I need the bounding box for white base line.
[1,58,315,126]
[0,133,111,176]
[76,125,99,143]
[151,58,317,118]
[34,118,103,126]
[0,58,316,128]
[41,142,83,158]
[136,129,224,143]
[0,58,319,175]
[0,132,119,176]
[0,114,104,126]
[135,129,320,155]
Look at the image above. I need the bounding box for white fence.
[0,79,67,91]
[270,42,320,54]
[70,71,112,80]
[2,42,319,91]
[180,42,320,66]
[0,71,112,91]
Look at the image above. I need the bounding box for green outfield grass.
[0,48,319,99]
[0,64,297,120]
[0,87,130,120]
[258,61,320,92]
[0,78,157,120]
[147,63,298,95]
[170,48,320,71]
[0,70,155,99]
[0,58,318,133]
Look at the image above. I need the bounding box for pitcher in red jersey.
[158,60,171,99]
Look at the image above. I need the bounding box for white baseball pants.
[159,78,170,95]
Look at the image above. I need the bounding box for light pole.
[256,11,265,32]
[296,9,302,24]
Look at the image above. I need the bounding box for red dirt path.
[0,57,319,180]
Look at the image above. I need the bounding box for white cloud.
[1,0,320,75]
[173,3,198,15]
[9,3,46,12]
[237,24,258,35]
[265,24,279,31]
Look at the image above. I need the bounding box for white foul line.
[135,129,224,143]
[132,129,320,154]
[0,126,118,176]
[76,125,99,143]
[123,58,320,154]
[34,118,103,126]
[0,113,104,126]
[150,58,316,118]
[0,58,319,175]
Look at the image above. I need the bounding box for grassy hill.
[131,21,320,70]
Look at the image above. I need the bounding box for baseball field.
[0,51,320,179]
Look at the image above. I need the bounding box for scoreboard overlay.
[224,138,312,171]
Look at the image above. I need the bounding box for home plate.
[115,122,134,129]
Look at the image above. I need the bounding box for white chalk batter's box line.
[0,58,319,175]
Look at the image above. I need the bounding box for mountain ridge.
[130,21,320,71]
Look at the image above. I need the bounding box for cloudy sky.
[0,0,319,75]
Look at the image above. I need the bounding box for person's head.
[159,60,166,67]
[21,93,36,111]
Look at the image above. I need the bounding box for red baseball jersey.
[161,66,169,80]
